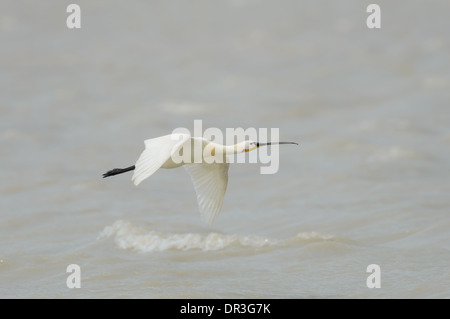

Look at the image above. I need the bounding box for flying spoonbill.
[103,134,298,224]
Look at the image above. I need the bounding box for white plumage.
[132,133,229,224]
[103,133,297,224]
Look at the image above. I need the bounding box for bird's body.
[103,133,298,224]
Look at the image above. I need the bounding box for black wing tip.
[102,170,115,178]
[102,165,135,178]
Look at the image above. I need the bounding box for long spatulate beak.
[256,141,299,147]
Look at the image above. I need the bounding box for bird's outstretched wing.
[132,133,190,185]
[184,162,229,224]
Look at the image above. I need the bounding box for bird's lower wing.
[184,162,229,224]
[132,133,190,186]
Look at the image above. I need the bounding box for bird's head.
[238,140,299,153]
[241,140,259,153]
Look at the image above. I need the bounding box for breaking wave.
[98,220,337,253]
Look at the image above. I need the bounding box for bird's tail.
[102,165,135,178]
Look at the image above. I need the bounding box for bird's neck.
[226,142,247,155]
[226,144,240,155]
[208,143,242,156]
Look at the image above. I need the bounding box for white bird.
[103,133,298,224]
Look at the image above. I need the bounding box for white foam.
[98,220,335,253]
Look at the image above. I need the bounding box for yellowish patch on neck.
[244,146,258,153]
